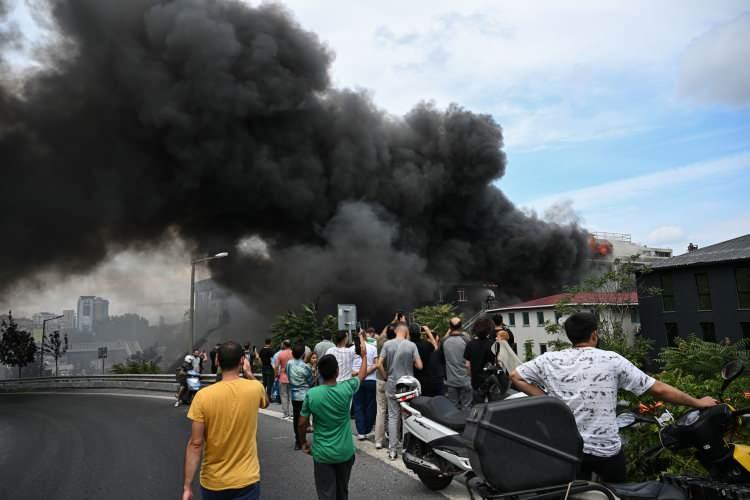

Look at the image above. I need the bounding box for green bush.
[619,336,750,480]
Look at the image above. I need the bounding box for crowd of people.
[181,311,721,500]
[179,314,519,499]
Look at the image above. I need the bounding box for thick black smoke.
[0,0,588,321]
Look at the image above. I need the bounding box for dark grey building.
[637,234,750,349]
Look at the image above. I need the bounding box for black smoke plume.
[0,0,588,321]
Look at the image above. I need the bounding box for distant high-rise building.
[77,296,96,332]
[62,309,76,331]
[77,296,109,332]
[93,297,109,325]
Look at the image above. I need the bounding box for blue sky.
[278,0,750,253]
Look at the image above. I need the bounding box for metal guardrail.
[0,372,262,393]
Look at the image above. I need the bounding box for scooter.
[396,370,684,499]
[180,369,201,405]
[618,360,750,498]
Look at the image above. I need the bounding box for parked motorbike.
[618,360,750,498]
[180,369,201,405]
[396,366,684,499]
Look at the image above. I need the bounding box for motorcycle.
[617,360,750,498]
[396,366,684,500]
[180,369,201,405]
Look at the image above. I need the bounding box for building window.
[554,311,562,324]
[700,322,716,343]
[665,322,679,347]
[457,289,467,303]
[522,312,530,326]
[82,303,91,316]
[536,311,545,326]
[695,273,712,311]
[742,323,750,342]
[630,308,640,324]
[737,267,750,309]
[661,274,675,312]
[539,343,547,354]
[508,313,515,326]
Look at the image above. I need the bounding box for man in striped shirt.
[326,331,354,383]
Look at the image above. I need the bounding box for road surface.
[0,391,455,500]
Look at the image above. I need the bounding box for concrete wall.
[638,261,750,349]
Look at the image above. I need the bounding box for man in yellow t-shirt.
[182,341,268,500]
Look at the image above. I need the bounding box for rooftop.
[488,291,638,311]
[650,234,750,270]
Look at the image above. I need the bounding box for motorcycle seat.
[604,481,686,500]
[410,396,466,431]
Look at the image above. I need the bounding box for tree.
[42,330,68,376]
[0,311,38,378]
[270,304,337,347]
[111,346,162,374]
[545,256,654,367]
[413,304,460,336]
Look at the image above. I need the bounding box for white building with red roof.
[486,291,640,359]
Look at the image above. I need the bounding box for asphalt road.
[0,391,453,500]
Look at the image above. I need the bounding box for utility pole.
[189,252,229,353]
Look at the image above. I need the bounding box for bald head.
[394,322,409,339]
[449,317,462,331]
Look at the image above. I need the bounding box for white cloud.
[680,13,750,107]
[280,1,748,149]
[647,225,685,246]
[526,151,750,212]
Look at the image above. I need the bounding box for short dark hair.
[366,327,376,334]
[473,318,495,340]
[335,331,348,345]
[264,337,272,345]
[283,339,291,348]
[318,354,338,381]
[564,312,598,344]
[292,342,306,359]
[218,341,244,370]
[492,314,504,326]
[449,318,462,330]
[386,323,396,340]
[408,324,421,342]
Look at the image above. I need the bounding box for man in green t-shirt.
[298,331,368,500]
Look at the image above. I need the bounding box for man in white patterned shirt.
[511,312,717,482]
[327,331,354,383]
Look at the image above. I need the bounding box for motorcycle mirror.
[616,412,637,429]
[721,360,744,382]
[720,360,744,399]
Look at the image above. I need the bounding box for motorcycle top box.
[465,395,582,492]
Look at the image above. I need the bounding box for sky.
[2,0,749,321]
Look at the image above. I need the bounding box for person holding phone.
[298,332,369,500]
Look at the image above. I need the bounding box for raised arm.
[356,332,368,382]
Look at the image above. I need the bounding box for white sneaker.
[174,400,180,407]
[375,443,383,449]
[388,450,398,460]
[356,434,366,441]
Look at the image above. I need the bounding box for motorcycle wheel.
[417,471,453,491]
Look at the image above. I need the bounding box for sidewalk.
[263,400,469,500]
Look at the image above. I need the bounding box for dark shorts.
[200,482,260,500]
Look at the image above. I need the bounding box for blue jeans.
[201,482,260,500]
[353,379,377,435]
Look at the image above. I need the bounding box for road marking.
[0,391,176,401]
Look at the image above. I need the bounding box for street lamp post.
[40,314,64,376]
[189,252,229,353]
